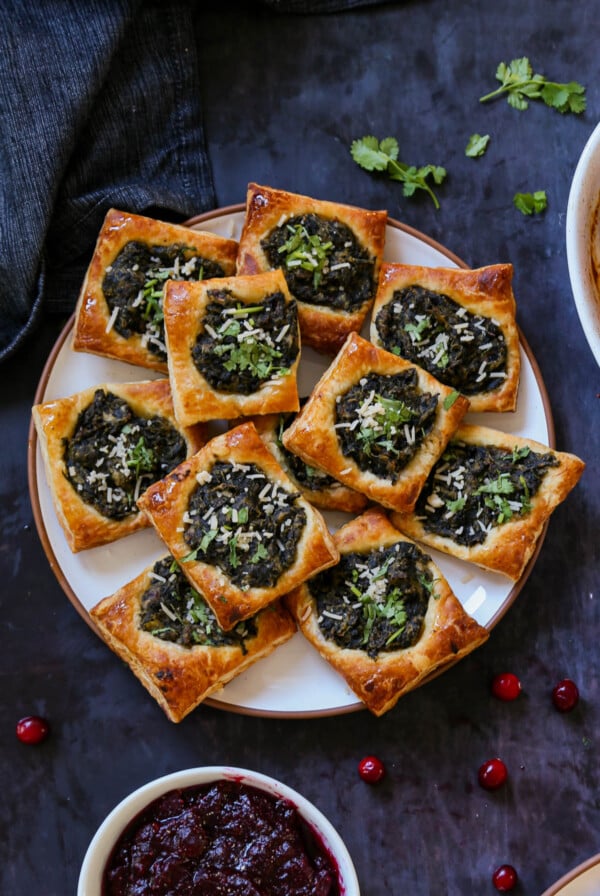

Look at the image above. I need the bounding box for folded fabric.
[0,0,386,362]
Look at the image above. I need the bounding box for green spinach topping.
[183,461,306,590]
[102,240,226,361]
[335,370,438,481]
[63,390,186,519]
[191,289,299,394]
[261,213,376,312]
[416,440,559,546]
[374,285,508,394]
[139,557,257,650]
[309,541,434,658]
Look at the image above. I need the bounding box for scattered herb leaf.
[513,191,547,215]
[350,136,447,209]
[479,57,586,114]
[443,389,461,410]
[465,133,490,158]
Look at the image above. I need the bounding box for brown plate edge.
[540,852,600,896]
[25,208,556,719]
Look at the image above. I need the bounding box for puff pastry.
[72,208,238,372]
[282,332,470,513]
[91,555,296,722]
[136,422,339,630]
[32,379,205,552]
[236,182,387,355]
[391,423,585,580]
[285,507,489,716]
[164,268,300,426]
[370,262,520,413]
[251,409,368,513]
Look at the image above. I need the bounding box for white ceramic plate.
[566,120,600,366]
[29,207,553,717]
[541,854,600,896]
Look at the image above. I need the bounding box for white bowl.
[77,766,360,895]
[566,120,600,366]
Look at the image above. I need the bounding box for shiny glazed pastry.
[91,555,296,722]
[137,422,339,630]
[163,268,300,426]
[282,332,470,513]
[370,262,521,413]
[285,507,489,716]
[236,182,387,354]
[32,378,205,552]
[72,208,238,372]
[391,423,586,580]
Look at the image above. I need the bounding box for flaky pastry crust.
[370,262,520,412]
[236,183,387,354]
[391,423,585,580]
[136,422,339,630]
[282,332,470,513]
[32,379,205,553]
[72,208,238,372]
[164,268,300,426]
[285,507,489,716]
[91,560,296,722]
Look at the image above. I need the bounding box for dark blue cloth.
[0,0,386,362]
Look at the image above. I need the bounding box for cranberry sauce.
[102,779,341,896]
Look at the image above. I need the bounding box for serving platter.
[28,205,554,717]
[541,854,600,896]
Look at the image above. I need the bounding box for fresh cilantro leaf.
[125,437,155,477]
[479,57,586,114]
[513,190,547,215]
[465,133,490,158]
[443,389,461,410]
[350,136,446,209]
[476,473,514,496]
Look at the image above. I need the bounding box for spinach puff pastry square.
[236,182,387,355]
[90,555,296,723]
[370,262,520,412]
[73,208,238,373]
[284,507,489,716]
[282,332,470,513]
[163,268,300,426]
[391,423,585,580]
[32,379,206,552]
[136,422,339,630]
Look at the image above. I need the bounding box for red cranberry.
[491,672,522,701]
[552,679,579,712]
[478,758,507,790]
[16,715,50,745]
[358,755,385,784]
[492,863,518,891]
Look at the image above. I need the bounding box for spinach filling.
[276,409,338,493]
[63,390,186,519]
[139,557,257,650]
[416,440,559,546]
[335,370,438,481]
[191,288,299,394]
[374,285,508,394]
[102,240,225,361]
[182,461,306,590]
[260,213,376,313]
[309,542,434,659]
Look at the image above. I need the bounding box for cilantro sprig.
[479,57,586,113]
[350,136,447,209]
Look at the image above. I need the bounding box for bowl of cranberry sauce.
[78,766,360,896]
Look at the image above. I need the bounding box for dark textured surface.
[2,2,599,893]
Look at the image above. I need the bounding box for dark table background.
[2,2,599,893]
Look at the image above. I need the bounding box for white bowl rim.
[77,765,360,895]
[566,119,600,367]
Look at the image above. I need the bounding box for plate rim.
[540,853,600,896]
[27,207,555,719]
